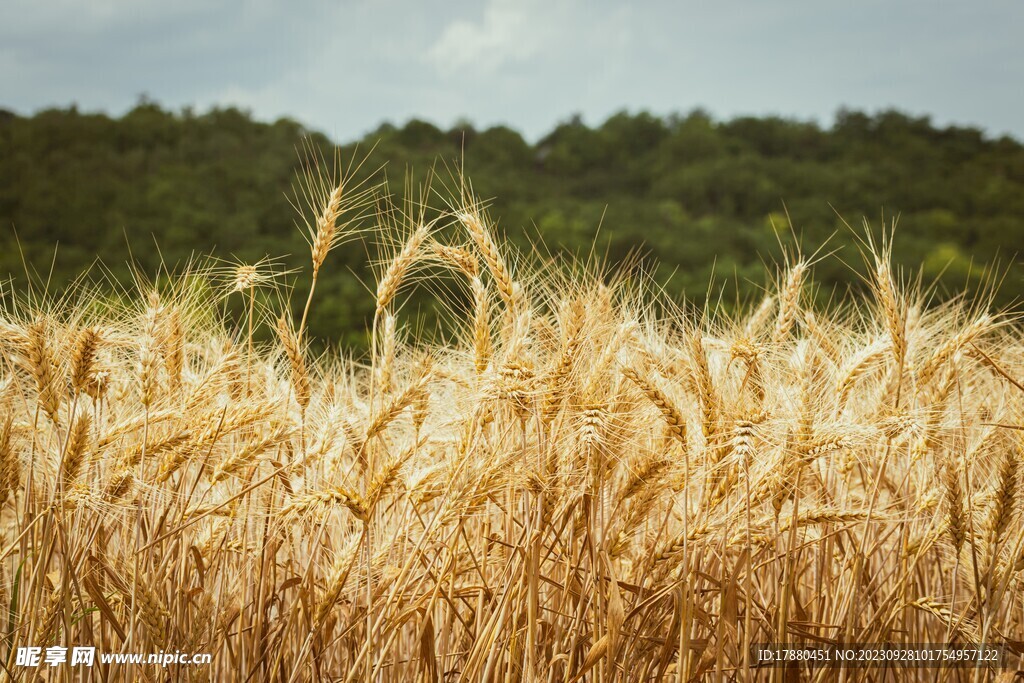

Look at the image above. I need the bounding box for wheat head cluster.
[1,163,1024,683]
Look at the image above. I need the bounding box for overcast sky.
[2,0,1022,142]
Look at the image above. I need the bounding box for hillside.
[2,102,1023,345]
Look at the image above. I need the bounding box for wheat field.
[2,167,1024,682]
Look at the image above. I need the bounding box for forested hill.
[2,102,1023,345]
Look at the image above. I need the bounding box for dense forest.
[2,101,1023,346]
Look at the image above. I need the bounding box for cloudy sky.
[2,0,1022,141]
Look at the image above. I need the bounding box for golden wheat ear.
[277,314,311,412]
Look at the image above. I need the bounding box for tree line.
[2,102,1022,346]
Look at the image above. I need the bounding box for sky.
[2,0,1022,142]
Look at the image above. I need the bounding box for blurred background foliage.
[2,101,1022,350]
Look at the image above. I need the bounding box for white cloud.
[427,0,563,75]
